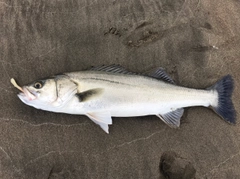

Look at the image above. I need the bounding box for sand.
[1,0,239,178]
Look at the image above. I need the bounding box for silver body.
[18,65,235,134]
[59,71,218,116]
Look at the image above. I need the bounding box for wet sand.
[1,0,239,178]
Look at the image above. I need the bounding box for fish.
[11,65,236,133]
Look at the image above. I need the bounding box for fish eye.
[34,81,43,89]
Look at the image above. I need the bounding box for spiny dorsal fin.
[147,68,175,84]
[75,88,103,102]
[89,65,136,75]
[156,108,184,128]
[90,65,175,84]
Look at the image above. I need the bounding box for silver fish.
[13,65,236,133]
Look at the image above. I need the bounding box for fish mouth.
[18,87,36,101]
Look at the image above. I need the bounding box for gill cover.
[49,75,78,107]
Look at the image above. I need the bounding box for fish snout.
[18,87,37,101]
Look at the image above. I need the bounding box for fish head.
[17,75,78,111]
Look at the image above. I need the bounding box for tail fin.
[209,75,236,124]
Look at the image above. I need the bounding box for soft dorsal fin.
[86,111,112,133]
[147,68,175,84]
[89,65,136,75]
[156,108,184,128]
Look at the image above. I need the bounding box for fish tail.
[209,75,236,124]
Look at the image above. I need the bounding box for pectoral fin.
[86,111,112,133]
[156,108,184,128]
[76,88,103,102]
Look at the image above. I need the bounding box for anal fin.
[86,111,112,133]
[156,108,184,128]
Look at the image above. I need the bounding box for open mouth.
[18,87,36,101]
[11,78,36,101]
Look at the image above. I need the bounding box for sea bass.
[11,65,236,133]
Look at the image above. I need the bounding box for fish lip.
[18,87,36,101]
